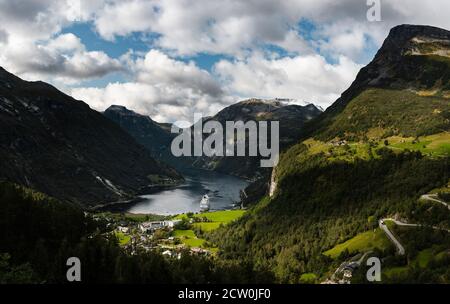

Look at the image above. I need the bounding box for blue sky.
[0,0,448,122]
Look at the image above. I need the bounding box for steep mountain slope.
[192,99,322,179]
[0,67,181,206]
[105,99,321,180]
[313,24,450,140]
[210,25,450,283]
[103,105,183,166]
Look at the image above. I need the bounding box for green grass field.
[193,222,222,231]
[172,229,196,238]
[174,210,245,223]
[389,132,450,157]
[324,228,392,259]
[299,273,318,284]
[172,229,206,247]
[182,237,205,247]
[171,210,245,251]
[114,231,131,246]
[304,132,450,164]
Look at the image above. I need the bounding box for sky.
[0,0,449,123]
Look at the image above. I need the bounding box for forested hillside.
[208,25,450,283]
[0,182,273,283]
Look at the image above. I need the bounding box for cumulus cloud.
[133,50,223,97]
[70,50,231,122]
[90,0,308,56]
[94,0,159,40]
[214,53,362,109]
[2,0,450,121]
[0,33,123,83]
[86,0,450,59]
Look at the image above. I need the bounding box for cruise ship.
[200,194,210,212]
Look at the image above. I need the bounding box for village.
[93,209,246,259]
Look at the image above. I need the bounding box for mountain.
[0,67,182,206]
[192,98,322,179]
[103,105,183,166]
[313,24,450,141]
[105,99,322,180]
[210,25,450,283]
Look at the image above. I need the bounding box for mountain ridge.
[210,24,450,283]
[0,67,182,206]
[306,24,450,141]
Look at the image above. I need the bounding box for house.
[139,220,183,233]
[162,250,173,257]
[343,269,353,279]
[164,220,182,228]
[331,139,348,147]
[117,226,129,233]
[139,221,165,233]
[342,262,359,280]
[191,247,209,255]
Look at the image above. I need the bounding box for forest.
[0,182,273,284]
[208,149,449,283]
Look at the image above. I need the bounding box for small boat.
[200,194,210,212]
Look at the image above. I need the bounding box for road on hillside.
[421,194,450,210]
[379,219,405,255]
[379,216,450,256]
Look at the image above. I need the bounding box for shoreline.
[89,182,184,212]
[89,169,248,214]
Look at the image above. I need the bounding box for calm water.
[111,168,248,215]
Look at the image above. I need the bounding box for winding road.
[379,194,450,255]
[325,194,450,283]
[379,219,405,255]
[420,194,450,210]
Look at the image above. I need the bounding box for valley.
[0,24,449,285]
[99,168,248,215]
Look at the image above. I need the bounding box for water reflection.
[120,168,248,215]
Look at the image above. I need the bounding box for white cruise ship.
[200,194,210,212]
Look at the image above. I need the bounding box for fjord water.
[123,168,248,215]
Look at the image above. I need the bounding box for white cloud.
[214,53,362,109]
[70,50,231,122]
[91,0,307,56]
[86,0,450,59]
[0,33,123,84]
[94,0,159,40]
[2,0,450,121]
[134,50,223,97]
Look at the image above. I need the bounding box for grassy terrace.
[172,210,245,251]
[389,132,450,157]
[114,231,131,246]
[302,131,450,165]
[324,228,392,259]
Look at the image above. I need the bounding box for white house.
[139,220,183,233]
[117,226,129,233]
[164,220,182,228]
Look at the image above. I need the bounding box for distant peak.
[239,98,314,108]
[379,24,450,57]
[105,105,146,117]
[388,24,450,40]
[106,105,128,112]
